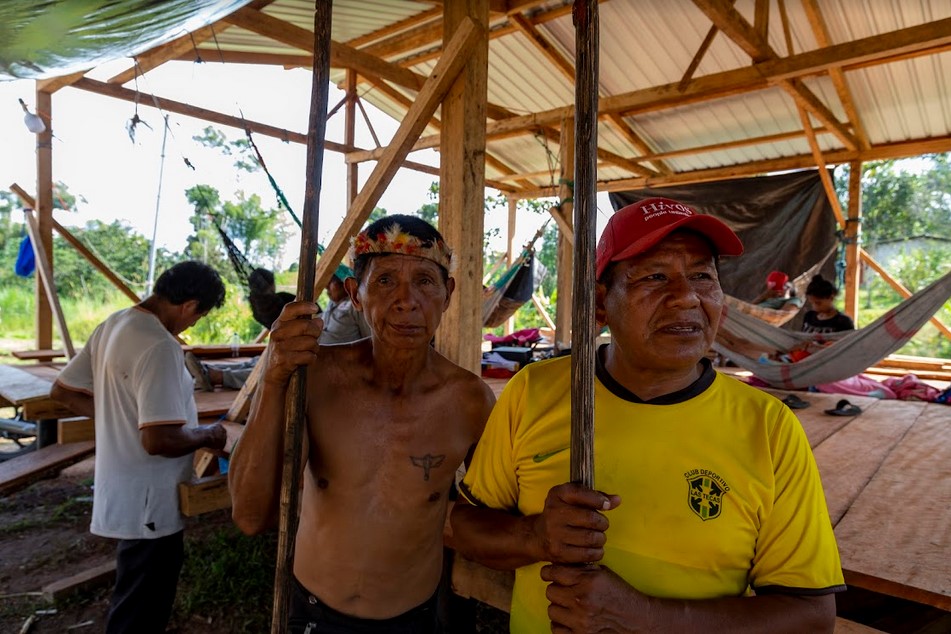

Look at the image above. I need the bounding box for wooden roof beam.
[607,114,672,175]
[801,0,870,150]
[366,16,950,162]
[537,17,951,138]
[36,71,89,94]
[362,1,579,64]
[692,0,858,151]
[312,16,481,294]
[345,7,442,49]
[108,24,218,85]
[69,77,334,150]
[512,133,951,199]
[174,50,312,68]
[222,6,425,90]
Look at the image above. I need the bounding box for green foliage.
[175,523,276,633]
[183,279,261,345]
[834,155,951,247]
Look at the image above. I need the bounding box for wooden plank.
[183,343,267,358]
[834,403,951,610]
[450,555,513,613]
[178,474,230,517]
[225,351,266,424]
[833,617,886,634]
[554,115,574,350]
[194,449,217,478]
[812,399,923,526]
[0,441,95,496]
[10,349,65,362]
[41,560,116,602]
[0,365,57,405]
[35,89,53,352]
[57,417,94,444]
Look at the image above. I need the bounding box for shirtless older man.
[229,215,494,632]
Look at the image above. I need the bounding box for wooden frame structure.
[14,0,951,362]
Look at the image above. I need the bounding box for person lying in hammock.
[752,270,804,313]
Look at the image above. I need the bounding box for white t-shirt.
[57,307,197,539]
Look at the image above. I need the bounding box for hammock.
[722,246,838,327]
[713,268,951,389]
[483,222,547,328]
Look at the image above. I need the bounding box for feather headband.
[348,223,454,272]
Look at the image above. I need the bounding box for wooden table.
[0,363,244,422]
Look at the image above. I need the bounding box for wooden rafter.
[606,114,671,175]
[691,0,858,150]
[174,50,312,67]
[510,13,574,81]
[801,0,871,150]
[796,107,846,227]
[222,6,425,91]
[376,17,951,169]
[108,25,218,85]
[511,134,951,199]
[345,7,442,49]
[310,17,482,295]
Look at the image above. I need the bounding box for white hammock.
[714,268,951,389]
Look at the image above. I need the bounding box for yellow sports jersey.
[460,350,845,633]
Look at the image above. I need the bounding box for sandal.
[824,399,862,417]
[781,394,811,410]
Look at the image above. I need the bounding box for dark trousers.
[289,577,442,634]
[105,530,185,634]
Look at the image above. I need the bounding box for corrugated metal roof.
[38,0,949,195]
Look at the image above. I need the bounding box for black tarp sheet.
[0,0,252,81]
[609,170,839,310]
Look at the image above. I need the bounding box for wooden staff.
[271,1,333,632]
[570,0,598,488]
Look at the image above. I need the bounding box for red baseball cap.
[596,197,743,279]
[766,270,789,290]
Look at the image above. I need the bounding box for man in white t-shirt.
[51,261,228,634]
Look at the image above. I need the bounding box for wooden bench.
[0,441,95,496]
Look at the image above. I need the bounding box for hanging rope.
[242,125,303,228]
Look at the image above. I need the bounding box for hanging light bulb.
[18,98,46,134]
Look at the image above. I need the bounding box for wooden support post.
[845,161,862,321]
[554,115,574,350]
[35,89,54,351]
[571,0,598,489]
[436,0,490,374]
[23,210,75,358]
[345,69,359,208]
[505,198,518,334]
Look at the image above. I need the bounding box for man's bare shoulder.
[430,353,496,413]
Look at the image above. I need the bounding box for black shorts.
[288,577,441,634]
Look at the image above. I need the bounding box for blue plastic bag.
[15,235,35,277]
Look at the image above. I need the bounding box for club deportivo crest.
[685,468,730,521]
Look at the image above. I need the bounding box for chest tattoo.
[410,454,445,481]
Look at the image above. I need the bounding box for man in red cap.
[450,197,843,632]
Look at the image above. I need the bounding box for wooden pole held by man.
[570,0,598,488]
[271,1,333,631]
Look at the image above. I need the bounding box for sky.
[0,58,582,273]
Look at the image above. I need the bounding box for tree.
[834,155,951,247]
[185,128,293,281]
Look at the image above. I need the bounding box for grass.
[173,522,276,632]
[0,497,92,536]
